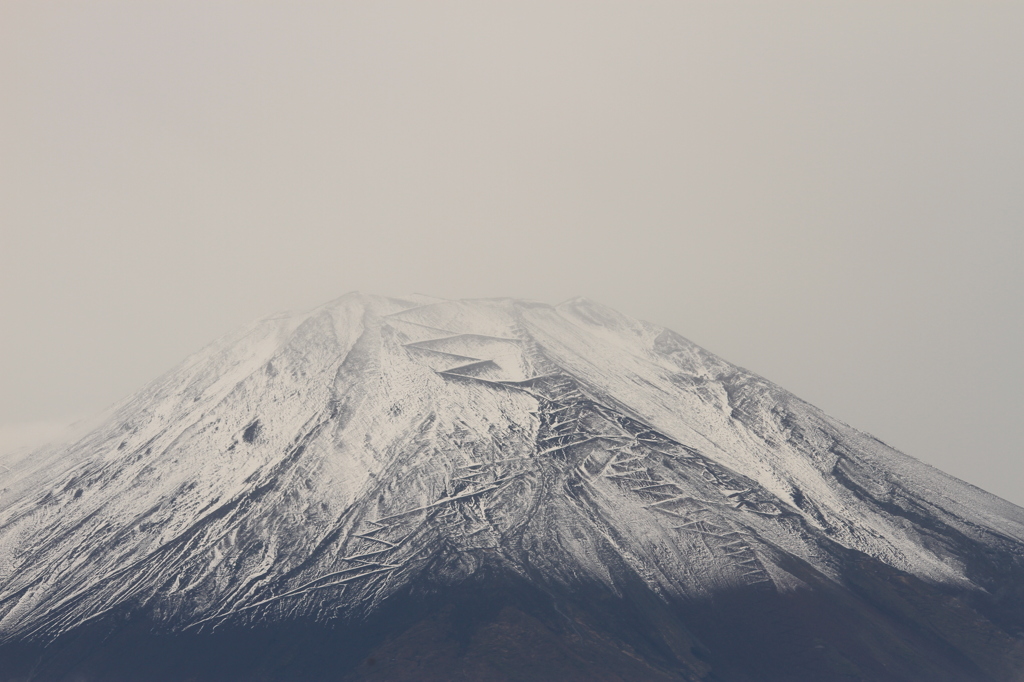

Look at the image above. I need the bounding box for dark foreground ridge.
[3,555,1024,682]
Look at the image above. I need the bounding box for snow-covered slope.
[1,294,1022,681]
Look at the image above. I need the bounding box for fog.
[2,2,1022,504]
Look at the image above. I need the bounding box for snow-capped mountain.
[1,294,1022,681]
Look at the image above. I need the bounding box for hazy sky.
[2,2,1022,504]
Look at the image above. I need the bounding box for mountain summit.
[1,294,1023,681]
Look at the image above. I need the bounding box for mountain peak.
[1,295,1023,681]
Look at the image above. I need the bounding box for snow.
[0,293,1022,641]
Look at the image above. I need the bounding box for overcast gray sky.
[2,2,1022,505]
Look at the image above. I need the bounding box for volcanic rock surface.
[1,294,1023,681]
